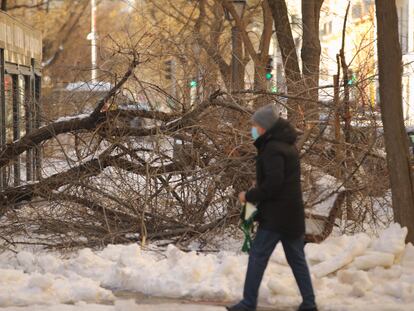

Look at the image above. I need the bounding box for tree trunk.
[268,0,302,92]
[196,0,232,91]
[42,0,90,69]
[1,0,7,11]
[268,0,304,125]
[253,0,273,107]
[301,0,324,104]
[231,26,245,92]
[375,0,414,242]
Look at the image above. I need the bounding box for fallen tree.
[0,54,392,251]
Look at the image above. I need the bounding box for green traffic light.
[190,80,198,88]
[265,73,273,80]
[348,74,357,85]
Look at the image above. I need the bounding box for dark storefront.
[0,12,42,189]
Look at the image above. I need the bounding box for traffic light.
[265,56,273,80]
[348,71,357,86]
[189,79,198,88]
[165,60,173,80]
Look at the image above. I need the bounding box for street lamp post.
[224,0,246,93]
[87,0,98,84]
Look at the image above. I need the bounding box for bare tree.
[0,0,400,251]
[301,0,324,103]
[268,0,302,93]
[220,0,274,104]
[268,0,324,123]
[42,0,90,69]
[1,0,51,11]
[375,0,414,242]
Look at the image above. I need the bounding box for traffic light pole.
[171,61,177,100]
[165,59,177,100]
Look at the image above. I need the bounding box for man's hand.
[238,191,246,204]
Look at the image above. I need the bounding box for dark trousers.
[240,229,316,310]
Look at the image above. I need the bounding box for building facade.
[396,0,414,126]
[0,11,42,189]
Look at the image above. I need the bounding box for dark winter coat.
[245,118,305,238]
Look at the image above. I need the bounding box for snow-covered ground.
[0,223,413,310]
[0,302,224,311]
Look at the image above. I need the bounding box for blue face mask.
[251,127,260,140]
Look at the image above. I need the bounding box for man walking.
[227,104,317,311]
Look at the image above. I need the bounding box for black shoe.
[297,307,318,311]
[226,303,255,311]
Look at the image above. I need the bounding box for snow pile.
[55,113,90,123]
[0,223,413,310]
[0,263,113,306]
[310,232,371,277]
[0,301,223,311]
[66,81,112,92]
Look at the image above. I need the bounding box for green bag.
[240,202,258,253]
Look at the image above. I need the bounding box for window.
[398,5,409,54]
[352,3,362,19]
[4,74,13,144]
[3,73,31,185]
[352,0,373,21]
[4,74,17,185]
[363,0,373,9]
[18,76,25,137]
[295,37,301,46]
[409,134,414,144]
[325,21,332,35]
[320,21,332,36]
[291,14,300,27]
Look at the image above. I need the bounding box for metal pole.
[24,75,32,182]
[12,75,20,186]
[190,85,196,106]
[193,43,202,100]
[91,0,98,84]
[0,49,5,189]
[171,59,177,99]
[34,73,42,181]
